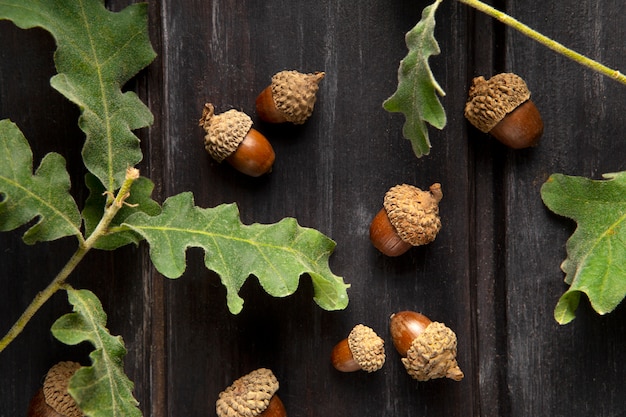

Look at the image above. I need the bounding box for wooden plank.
[156,1,476,416]
[500,1,626,416]
[2,0,626,416]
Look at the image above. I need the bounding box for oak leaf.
[383,0,446,157]
[51,288,141,417]
[541,171,626,324]
[0,0,156,193]
[0,120,81,244]
[122,192,350,314]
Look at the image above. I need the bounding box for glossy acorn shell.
[259,395,286,417]
[369,207,412,257]
[489,99,543,149]
[225,128,275,177]
[255,86,289,124]
[389,311,432,357]
[331,338,362,372]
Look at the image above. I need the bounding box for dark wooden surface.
[2,1,626,416]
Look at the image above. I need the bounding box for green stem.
[457,0,626,85]
[0,167,140,353]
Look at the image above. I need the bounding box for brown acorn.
[331,324,386,373]
[216,368,286,417]
[369,183,443,257]
[199,103,275,177]
[390,311,464,382]
[464,73,543,149]
[256,70,325,124]
[27,361,84,417]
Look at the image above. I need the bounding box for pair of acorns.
[369,73,544,257]
[331,311,464,382]
[27,361,285,417]
[199,70,325,177]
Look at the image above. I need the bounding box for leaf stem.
[0,167,140,353]
[457,0,626,85]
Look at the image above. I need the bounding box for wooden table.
[2,1,625,416]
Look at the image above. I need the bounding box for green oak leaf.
[51,288,141,417]
[383,0,446,157]
[0,120,81,244]
[541,171,626,324]
[0,0,156,193]
[122,192,350,314]
[82,173,161,250]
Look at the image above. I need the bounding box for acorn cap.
[383,183,443,247]
[464,73,531,133]
[216,368,279,417]
[199,103,253,162]
[270,70,325,124]
[401,322,464,381]
[347,324,386,372]
[42,361,83,417]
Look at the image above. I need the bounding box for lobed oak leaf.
[122,192,350,314]
[51,288,141,417]
[0,120,81,244]
[383,0,446,157]
[0,0,156,193]
[541,171,626,324]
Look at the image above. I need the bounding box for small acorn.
[256,70,325,124]
[199,103,275,177]
[389,311,464,382]
[27,361,84,417]
[369,183,443,257]
[464,72,543,149]
[331,324,386,373]
[216,368,286,417]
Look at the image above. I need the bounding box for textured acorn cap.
[199,103,253,162]
[270,70,325,124]
[216,368,279,417]
[42,361,84,417]
[383,183,443,247]
[347,324,386,372]
[401,322,464,381]
[464,73,531,133]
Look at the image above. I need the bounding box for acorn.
[256,70,325,124]
[369,183,443,257]
[331,324,386,373]
[389,311,464,382]
[27,361,84,417]
[464,73,543,149]
[216,368,286,417]
[199,103,275,177]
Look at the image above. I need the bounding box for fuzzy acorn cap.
[199,103,253,162]
[347,324,386,372]
[270,70,325,124]
[383,183,443,247]
[216,368,279,417]
[464,73,531,133]
[43,361,84,417]
[401,322,464,381]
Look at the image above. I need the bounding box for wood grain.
[1,1,625,416]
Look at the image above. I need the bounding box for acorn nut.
[390,311,464,382]
[199,103,275,177]
[331,324,386,373]
[27,361,84,417]
[216,368,286,417]
[464,73,543,149]
[256,70,325,124]
[369,183,443,257]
